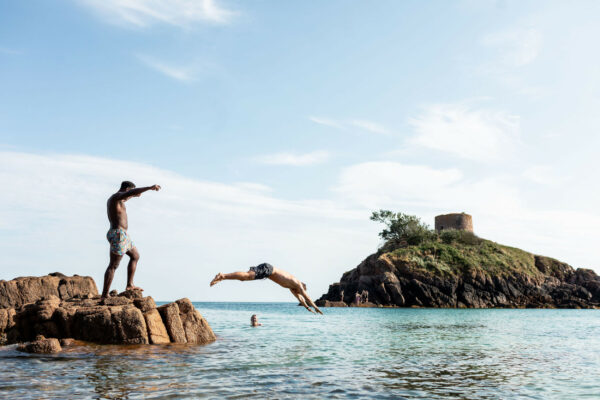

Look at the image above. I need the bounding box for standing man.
[101,181,161,300]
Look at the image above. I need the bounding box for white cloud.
[308,116,345,130]
[482,27,543,67]
[522,165,562,185]
[408,103,520,162]
[333,160,600,271]
[136,54,195,82]
[335,162,463,209]
[309,116,391,134]
[0,151,369,302]
[349,120,390,135]
[78,0,235,28]
[255,150,330,166]
[1,151,598,302]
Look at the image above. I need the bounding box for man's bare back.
[210,263,323,314]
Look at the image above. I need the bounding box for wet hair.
[251,314,257,321]
[120,181,136,191]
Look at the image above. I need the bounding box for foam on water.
[1,303,599,399]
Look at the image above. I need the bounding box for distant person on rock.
[101,181,161,301]
[250,314,262,327]
[210,263,323,314]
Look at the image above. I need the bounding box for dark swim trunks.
[249,263,274,280]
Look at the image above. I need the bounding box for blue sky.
[1,0,599,301]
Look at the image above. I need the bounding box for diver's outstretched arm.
[210,271,255,286]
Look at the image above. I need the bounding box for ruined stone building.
[434,213,473,232]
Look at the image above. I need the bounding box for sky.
[1,0,599,301]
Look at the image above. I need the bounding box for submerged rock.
[17,337,62,354]
[0,273,216,350]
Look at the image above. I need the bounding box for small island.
[316,211,600,308]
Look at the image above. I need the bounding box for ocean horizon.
[1,302,598,399]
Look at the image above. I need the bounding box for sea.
[0,302,599,399]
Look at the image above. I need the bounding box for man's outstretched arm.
[116,185,161,200]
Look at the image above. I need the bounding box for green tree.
[370,210,433,246]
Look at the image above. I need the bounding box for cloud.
[254,150,330,166]
[335,162,463,209]
[78,0,236,28]
[349,120,390,135]
[136,54,196,82]
[522,165,562,185]
[333,160,600,271]
[0,150,369,302]
[482,28,543,67]
[309,116,391,134]
[408,103,520,162]
[308,116,345,130]
[1,151,598,302]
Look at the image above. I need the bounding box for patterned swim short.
[249,263,274,280]
[106,228,134,256]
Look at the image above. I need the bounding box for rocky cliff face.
[0,273,216,352]
[317,240,600,309]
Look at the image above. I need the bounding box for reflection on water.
[0,304,599,399]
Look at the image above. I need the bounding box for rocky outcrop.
[0,273,98,309]
[317,250,600,309]
[0,274,216,348]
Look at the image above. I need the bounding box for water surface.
[0,303,598,399]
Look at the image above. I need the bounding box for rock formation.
[317,238,600,309]
[0,273,216,352]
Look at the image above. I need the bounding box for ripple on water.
[0,305,599,399]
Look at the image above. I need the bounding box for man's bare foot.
[126,285,144,291]
[210,273,224,286]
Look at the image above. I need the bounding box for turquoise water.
[0,303,599,399]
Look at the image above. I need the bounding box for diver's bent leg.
[301,289,324,315]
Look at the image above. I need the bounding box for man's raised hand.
[151,185,161,191]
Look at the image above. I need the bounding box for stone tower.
[435,213,473,232]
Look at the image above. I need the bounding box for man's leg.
[125,247,142,291]
[101,251,123,299]
[210,270,255,286]
[300,288,324,315]
[289,289,315,313]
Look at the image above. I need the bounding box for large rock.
[111,306,149,344]
[157,302,187,343]
[0,273,216,348]
[0,273,97,309]
[144,309,170,344]
[176,298,216,344]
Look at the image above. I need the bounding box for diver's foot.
[210,273,224,287]
[125,285,144,292]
